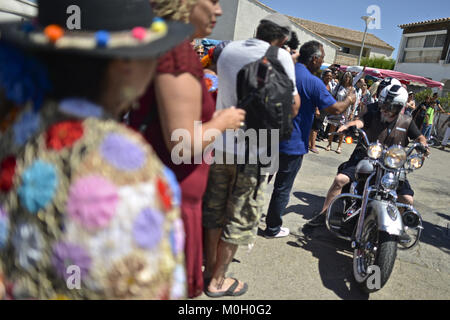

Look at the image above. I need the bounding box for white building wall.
[232,0,338,64]
[395,33,450,89]
[208,0,240,41]
[369,46,394,58]
[395,62,450,87]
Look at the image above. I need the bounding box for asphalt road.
[197,139,450,300]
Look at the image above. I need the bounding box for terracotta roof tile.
[398,17,450,28]
[287,16,394,50]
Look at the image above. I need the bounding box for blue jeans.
[422,124,432,139]
[265,153,304,236]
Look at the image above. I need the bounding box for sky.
[258,0,450,60]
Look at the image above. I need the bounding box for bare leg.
[203,228,222,279]
[327,125,337,149]
[321,174,351,213]
[310,130,318,150]
[207,240,245,294]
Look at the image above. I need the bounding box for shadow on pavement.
[287,226,369,300]
[284,191,325,219]
[420,214,450,255]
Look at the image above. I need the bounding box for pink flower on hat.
[67,175,119,230]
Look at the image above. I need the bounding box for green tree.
[360,56,396,70]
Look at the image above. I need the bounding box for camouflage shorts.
[202,163,267,246]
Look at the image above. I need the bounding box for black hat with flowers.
[0,0,193,58]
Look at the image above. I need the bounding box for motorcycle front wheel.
[353,215,397,294]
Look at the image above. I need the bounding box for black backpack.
[236,46,294,141]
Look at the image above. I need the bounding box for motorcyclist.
[306,83,429,227]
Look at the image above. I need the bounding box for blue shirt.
[280,63,336,155]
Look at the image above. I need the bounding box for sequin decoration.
[11,223,45,271]
[100,133,146,171]
[169,218,185,257]
[170,264,186,299]
[46,121,84,151]
[0,156,17,192]
[13,110,41,147]
[51,242,92,281]
[106,254,155,298]
[67,175,119,230]
[133,208,164,249]
[157,178,172,212]
[162,166,181,206]
[18,160,58,214]
[0,207,9,249]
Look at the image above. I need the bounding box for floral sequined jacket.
[0,99,185,299]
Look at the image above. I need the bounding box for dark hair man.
[263,40,356,238]
[202,13,300,298]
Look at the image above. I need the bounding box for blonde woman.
[128,0,245,298]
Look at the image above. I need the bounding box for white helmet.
[377,77,402,96]
[379,84,408,114]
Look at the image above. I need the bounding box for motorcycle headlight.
[381,172,399,191]
[407,155,423,170]
[384,146,406,169]
[367,143,383,159]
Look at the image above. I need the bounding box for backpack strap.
[265,45,279,60]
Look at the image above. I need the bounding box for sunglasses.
[380,102,402,114]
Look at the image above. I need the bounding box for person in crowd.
[128,0,245,299]
[194,44,205,58]
[359,81,372,116]
[368,80,381,102]
[306,84,428,228]
[405,91,416,116]
[322,69,333,93]
[263,40,355,239]
[412,96,430,133]
[422,100,440,139]
[202,13,301,297]
[0,0,191,299]
[326,71,355,154]
[285,31,300,63]
[440,116,450,150]
[309,107,322,154]
[201,41,231,102]
[432,92,446,113]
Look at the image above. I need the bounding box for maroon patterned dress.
[129,40,214,298]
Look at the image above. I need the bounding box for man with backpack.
[264,41,356,238]
[202,13,300,297]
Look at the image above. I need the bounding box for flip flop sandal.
[204,278,248,298]
[325,145,331,151]
[336,148,342,154]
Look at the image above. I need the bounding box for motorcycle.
[326,127,427,293]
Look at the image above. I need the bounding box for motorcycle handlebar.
[407,142,428,156]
